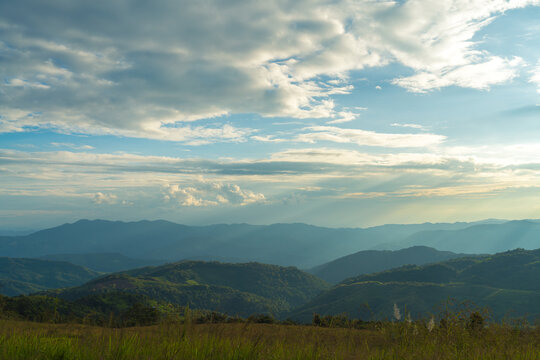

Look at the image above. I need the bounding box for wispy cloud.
[5,78,50,89]
[296,126,445,148]
[391,123,428,131]
[251,135,288,143]
[51,142,94,150]
[393,57,524,93]
[326,111,360,124]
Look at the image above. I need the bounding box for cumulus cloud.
[163,182,265,207]
[0,0,538,139]
[93,192,117,204]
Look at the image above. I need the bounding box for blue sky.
[1,0,540,229]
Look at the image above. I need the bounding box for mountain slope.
[0,219,501,268]
[291,249,540,321]
[47,260,329,318]
[0,257,101,296]
[39,253,167,273]
[309,246,470,283]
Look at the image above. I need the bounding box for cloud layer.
[1,0,539,139]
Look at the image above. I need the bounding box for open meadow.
[1,317,540,360]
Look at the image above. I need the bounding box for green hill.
[46,261,329,318]
[291,249,540,322]
[308,246,470,283]
[0,257,101,296]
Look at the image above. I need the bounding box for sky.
[1,0,540,230]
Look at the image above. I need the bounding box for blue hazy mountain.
[387,220,540,253]
[0,219,506,268]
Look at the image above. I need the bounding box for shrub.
[121,303,159,327]
[247,314,276,324]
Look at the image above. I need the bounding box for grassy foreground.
[1,318,540,360]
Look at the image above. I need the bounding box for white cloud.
[252,135,287,143]
[326,111,359,124]
[50,142,94,150]
[378,0,536,91]
[163,181,265,207]
[296,126,445,148]
[393,57,524,93]
[5,78,50,89]
[93,192,118,205]
[391,123,427,131]
[0,0,538,139]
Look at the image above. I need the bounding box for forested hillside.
[0,257,100,296]
[292,249,540,321]
[309,246,470,283]
[45,261,329,318]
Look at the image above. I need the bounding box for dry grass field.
[1,316,540,360]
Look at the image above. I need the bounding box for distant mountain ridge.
[308,246,472,283]
[291,248,540,321]
[386,220,540,253]
[0,218,516,268]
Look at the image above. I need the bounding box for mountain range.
[383,220,540,253]
[0,218,524,268]
[3,218,540,323]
